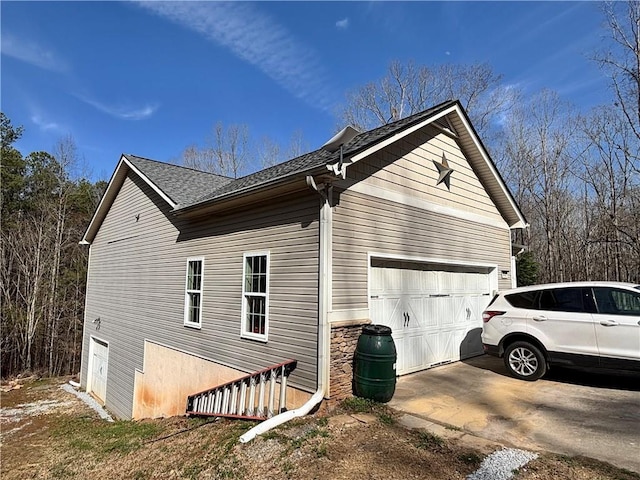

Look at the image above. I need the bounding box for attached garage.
[369,257,497,375]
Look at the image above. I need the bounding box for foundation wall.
[133,341,311,419]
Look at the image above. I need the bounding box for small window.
[594,288,640,316]
[241,252,269,341]
[184,257,204,328]
[505,291,538,309]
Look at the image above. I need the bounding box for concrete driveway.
[389,355,640,473]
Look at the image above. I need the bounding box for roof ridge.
[350,99,457,141]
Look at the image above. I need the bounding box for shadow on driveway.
[462,354,640,391]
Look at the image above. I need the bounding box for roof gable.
[81,155,231,244]
[341,102,526,229]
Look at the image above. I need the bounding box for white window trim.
[241,251,270,342]
[184,256,204,329]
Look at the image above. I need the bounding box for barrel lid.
[362,324,392,336]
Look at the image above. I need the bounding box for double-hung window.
[241,252,269,341]
[184,257,204,328]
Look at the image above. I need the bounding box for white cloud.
[336,18,349,30]
[76,94,159,120]
[135,1,336,111]
[31,114,65,133]
[1,32,68,72]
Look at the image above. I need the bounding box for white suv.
[482,281,640,380]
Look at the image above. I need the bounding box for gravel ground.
[60,383,113,422]
[467,448,539,480]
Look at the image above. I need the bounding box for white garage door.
[370,260,493,375]
[89,338,109,403]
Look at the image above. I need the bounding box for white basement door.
[90,338,109,403]
[370,260,493,375]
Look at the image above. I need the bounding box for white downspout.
[239,177,331,443]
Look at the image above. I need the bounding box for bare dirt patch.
[1,378,638,480]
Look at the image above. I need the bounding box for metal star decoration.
[432,152,454,190]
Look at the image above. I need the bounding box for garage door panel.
[405,334,425,372]
[371,262,491,375]
[371,296,403,330]
[406,296,425,329]
[437,297,456,327]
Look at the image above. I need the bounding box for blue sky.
[2,1,611,181]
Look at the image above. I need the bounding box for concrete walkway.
[388,355,640,473]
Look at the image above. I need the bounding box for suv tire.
[504,341,547,381]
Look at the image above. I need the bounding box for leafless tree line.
[1,127,105,377]
[179,122,309,178]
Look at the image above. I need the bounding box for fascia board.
[349,105,457,163]
[451,106,527,229]
[124,157,177,208]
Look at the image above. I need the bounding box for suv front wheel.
[504,341,547,381]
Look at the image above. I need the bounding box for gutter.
[174,164,329,216]
[239,175,332,443]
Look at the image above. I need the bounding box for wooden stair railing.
[185,359,297,421]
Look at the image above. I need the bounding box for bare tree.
[339,60,518,140]
[258,136,281,169]
[596,1,640,147]
[181,122,249,178]
[500,90,582,282]
[259,130,309,169]
[579,105,640,281]
[1,120,98,377]
[181,144,218,174]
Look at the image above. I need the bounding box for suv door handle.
[532,316,547,322]
[600,320,619,327]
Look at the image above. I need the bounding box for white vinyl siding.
[332,129,513,315]
[241,252,269,341]
[184,257,204,328]
[81,173,319,419]
[347,126,505,224]
[332,189,513,312]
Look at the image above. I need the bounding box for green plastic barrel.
[353,324,397,402]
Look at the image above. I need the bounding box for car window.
[486,293,500,308]
[539,287,590,313]
[505,291,537,309]
[593,287,640,316]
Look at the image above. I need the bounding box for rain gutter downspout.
[239,176,331,443]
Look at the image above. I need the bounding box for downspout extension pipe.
[239,176,331,444]
[239,389,324,443]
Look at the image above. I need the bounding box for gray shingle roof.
[180,100,457,210]
[124,154,233,206]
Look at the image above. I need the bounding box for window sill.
[183,322,202,330]
[241,332,268,343]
